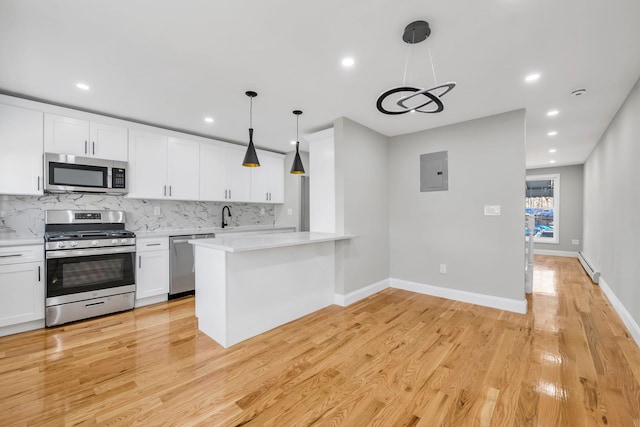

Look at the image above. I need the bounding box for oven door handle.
[46,246,136,259]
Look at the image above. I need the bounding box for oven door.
[46,246,135,305]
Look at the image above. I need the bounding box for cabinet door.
[227,147,251,202]
[200,143,228,201]
[250,151,284,203]
[136,250,169,299]
[90,122,128,161]
[0,104,44,195]
[0,262,45,327]
[127,130,168,199]
[167,137,199,200]
[44,113,89,156]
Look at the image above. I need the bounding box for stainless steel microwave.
[44,153,128,194]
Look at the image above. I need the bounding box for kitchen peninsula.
[189,232,352,348]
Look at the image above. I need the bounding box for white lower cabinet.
[135,238,169,306]
[0,244,45,335]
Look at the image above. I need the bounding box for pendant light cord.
[428,48,438,85]
[402,28,417,86]
[249,96,253,128]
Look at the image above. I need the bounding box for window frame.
[526,173,560,244]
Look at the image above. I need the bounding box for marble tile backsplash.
[0,194,275,236]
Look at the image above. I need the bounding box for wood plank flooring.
[1,255,639,426]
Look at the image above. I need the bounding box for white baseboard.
[135,294,168,308]
[334,278,390,307]
[390,278,528,314]
[0,319,45,337]
[598,277,640,348]
[534,249,578,258]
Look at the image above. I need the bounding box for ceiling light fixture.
[525,73,541,83]
[549,160,556,164]
[549,148,557,153]
[76,83,90,90]
[341,57,355,67]
[547,109,559,117]
[204,117,214,123]
[242,91,260,167]
[547,131,558,136]
[290,110,305,175]
[376,20,456,115]
[571,88,586,96]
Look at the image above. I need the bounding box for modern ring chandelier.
[376,20,456,115]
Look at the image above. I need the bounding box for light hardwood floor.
[1,255,639,426]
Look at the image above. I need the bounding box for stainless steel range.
[44,210,136,327]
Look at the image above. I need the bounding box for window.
[525,174,559,244]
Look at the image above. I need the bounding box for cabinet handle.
[139,255,142,268]
[169,185,172,196]
[0,254,22,258]
[92,141,95,155]
[37,176,40,191]
[225,189,228,199]
[164,185,167,196]
[229,189,231,199]
[38,266,41,281]
[145,243,162,247]
[84,140,88,154]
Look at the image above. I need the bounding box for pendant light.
[376,20,456,115]
[290,110,305,175]
[242,91,260,167]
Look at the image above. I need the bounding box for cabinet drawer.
[136,238,169,252]
[0,245,44,266]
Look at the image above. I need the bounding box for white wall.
[308,129,336,233]
[389,110,526,302]
[527,164,584,254]
[583,77,640,333]
[333,118,390,294]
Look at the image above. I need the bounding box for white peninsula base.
[191,232,351,348]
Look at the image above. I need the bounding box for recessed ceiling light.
[549,148,557,153]
[76,82,90,90]
[525,73,540,83]
[546,109,559,117]
[549,160,556,164]
[204,117,214,123]
[341,57,355,67]
[547,131,558,136]
[290,140,297,145]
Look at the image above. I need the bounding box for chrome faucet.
[222,205,232,228]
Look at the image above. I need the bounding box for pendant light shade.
[242,91,260,167]
[290,110,305,175]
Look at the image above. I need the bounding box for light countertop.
[134,225,295,239]
[189,231,353,253]
[0,234,43,247]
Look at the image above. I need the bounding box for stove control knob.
[111,239,118,244]
[69,241,78,247]
[121,239,127,244]
[91,240,98,246]
[57,242,66,248]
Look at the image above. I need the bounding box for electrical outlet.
[439,264,447,274]
[153,206,161,215]
[260,207,265,215]
[287,208,293,216]
[484,205,501,216]
[572,239,580,245]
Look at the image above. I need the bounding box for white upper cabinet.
[251,150,284,203]
[200,143,251,202]
[44,113,128,161]
[0,104,44,196]
[128,130,199,200]
[167,137,199,200]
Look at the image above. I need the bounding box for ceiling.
[1,0,639,169]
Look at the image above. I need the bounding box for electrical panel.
[420,151,448,192]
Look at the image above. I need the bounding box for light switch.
[484,205,501,216]
[287,208,293,216]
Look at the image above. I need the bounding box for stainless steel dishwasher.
[169,233,215,298]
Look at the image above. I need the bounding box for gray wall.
[527,164,584,253]
[333,117,390,294]
[389,110,526,301]
[583,77,640,328]
[275,150,309,230]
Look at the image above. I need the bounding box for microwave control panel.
[112,168,126,189]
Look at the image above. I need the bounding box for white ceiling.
[1,0,639,169]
